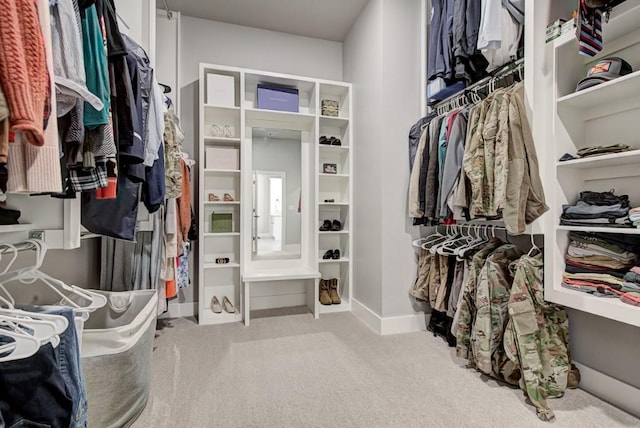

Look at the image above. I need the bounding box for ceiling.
[158,0,369,42]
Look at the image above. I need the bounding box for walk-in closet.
[0,0,638,426]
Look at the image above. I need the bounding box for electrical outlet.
[29,230,45,241]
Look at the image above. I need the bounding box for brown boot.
[319,280,332,305]
[329,278,341,304]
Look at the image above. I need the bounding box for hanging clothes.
[7,0,63,194]
[504,253,576,421]
[414,231,579,420]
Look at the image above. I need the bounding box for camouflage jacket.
[504,253,574,421]
[471,243,522,385]
[164,110,184,198]
[455,238,503,361]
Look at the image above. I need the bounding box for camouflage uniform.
[504,253,578,421]
[455,238,503,361]
[471,243,522,385]
[410,249,431,302]
[164,110,183,198]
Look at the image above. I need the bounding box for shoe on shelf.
[332,249,340,260]
[209,193,220,202]
[329,278,341,305]
[319,136,330,145]
[224,193,234,202]
[331,220,342,231]
[319,280,332,305]
[215,257,229,264]
[222,296,235,313]
[324,199,335,203]
[319,220,332,231]
[330,137,342,146]
[322,250,334,260]
[211,296,222,314]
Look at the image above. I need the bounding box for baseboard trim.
[159,301,197,319]
[351,298,383,333]
[351,299,427,335]
[573,361,640,418]
[381,313,427,335]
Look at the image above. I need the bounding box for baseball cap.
[575,57,632,91]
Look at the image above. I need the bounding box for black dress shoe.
[319,220,332,231]
[332,249,340,260]
[322,250,334,259]
[331,220,342,231]
[330,137,342,146]
[319,136,330,145]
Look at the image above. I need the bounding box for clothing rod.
[431,58,524,110]
[0,241,40,255]
[162,0,173,19]
[116,12,130,30]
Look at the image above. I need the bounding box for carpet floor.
[133,310,639,427]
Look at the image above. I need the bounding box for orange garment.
[165,279,177,299]
[0,0,49,147]
[176,159,191,245]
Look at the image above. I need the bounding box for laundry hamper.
[81,290,158,428]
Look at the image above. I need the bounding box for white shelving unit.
[317,80,353,314]
[198,66,244,326]
[199,63,353,324]
[546,1,640,328]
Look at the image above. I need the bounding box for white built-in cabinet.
[198,64,353,325]
[545,0,640,327]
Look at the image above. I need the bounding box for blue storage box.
[257,84,299,112]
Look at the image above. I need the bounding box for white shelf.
[204,104,240,111]
[199,310,243,325]
[554,2,640,49]
[203,232,240,237]
[319,116,349,125]
[319,202,349,206]
[319,230,349,235]
[319,173,349,178]
[245,108,315,130]
[203,137,241,145]
[556,149,640,169]
[204,201,240,205]
[557,69,640,113]
[319,300,351,314]
[204,169,241,174]
[203,262,241,269]
[0,224,31,233]
[243,266,320,282]
[319,145,349,151]
[318,257,349,264]
[547,287,640,328]
[556,225,640,235]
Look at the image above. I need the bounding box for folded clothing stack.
[560,190,630,228]
[562,231,640,306]
[558,144,632,162]
[629,207,640,228]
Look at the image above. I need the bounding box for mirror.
[252,128,302,260]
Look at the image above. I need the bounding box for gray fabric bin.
[81,290,157,428]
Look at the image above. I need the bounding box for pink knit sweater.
[0,0,49,147]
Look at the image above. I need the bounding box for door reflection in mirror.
[252,128,302,260]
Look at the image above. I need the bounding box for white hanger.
[0,325,41,362]
[0,240,106,319]
[528,233,541,257]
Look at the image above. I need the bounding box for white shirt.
[477,0,503,50]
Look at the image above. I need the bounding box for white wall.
[380,0,423,318]
[344,0,423,318]
[343,0,384,315]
